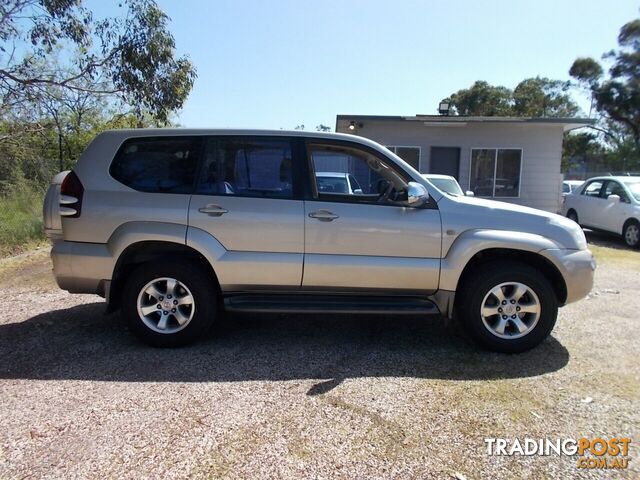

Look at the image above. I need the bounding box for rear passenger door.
[188,136,304,289]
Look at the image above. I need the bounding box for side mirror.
[607,194,621,203]
[465,190,475,197]
[353,188,363,195]
[407,182,429,207]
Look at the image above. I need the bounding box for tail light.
[59,170,84,218]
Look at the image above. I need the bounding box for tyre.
[122,260,217,347]
[566,209,579,224]
[458,261,558,353]
[623,220,640,249]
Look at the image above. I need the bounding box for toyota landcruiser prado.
[43,130,595,352]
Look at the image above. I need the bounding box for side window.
[110,137,201,193]
[308,143,409,205]
[603,181,628,201]
[563,183,570,193]
[582,180,603,197]
[197,138,293,199]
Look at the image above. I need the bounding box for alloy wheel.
[480,282,541,340]
[136,277,195,334]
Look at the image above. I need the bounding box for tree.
[513,77,579,117]
[315,124,331,132]
[561,131,603,171]
[444,78,579,118]
[570,16,640,157]
[446,81,513,116]
[0,0,196,125]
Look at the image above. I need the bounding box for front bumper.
[541,248,596,305]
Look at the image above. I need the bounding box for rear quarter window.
[110,136,202,193]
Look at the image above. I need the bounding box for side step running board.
[223,294,440,315]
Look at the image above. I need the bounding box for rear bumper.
[51,241,113,296]
[541,248,596,305]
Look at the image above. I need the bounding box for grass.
[0,182,46,256]
[590,244,640,268]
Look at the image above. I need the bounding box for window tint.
[110,137,201,193]
[309,143,409,204]
[470,148,521,197]
[197,138,293,198]
[582,181,603,197]
[563,183,571,193]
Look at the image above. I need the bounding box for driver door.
[302,141,441,293]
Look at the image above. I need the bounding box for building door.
[430,147,460,179]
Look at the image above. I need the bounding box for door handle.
[308,209,339,221]
[198,204,228,216]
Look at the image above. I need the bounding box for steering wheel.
[374,179,395,204]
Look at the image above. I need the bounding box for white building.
[336,114,593,212]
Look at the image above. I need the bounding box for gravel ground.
[0,237,638,479]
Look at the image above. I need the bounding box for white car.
[562,176,640,248]
[316,172,363,194]
[422,174,474,197]
[562,180,584,197]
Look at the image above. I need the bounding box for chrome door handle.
[199,204,228,216]
[308,209,339,221]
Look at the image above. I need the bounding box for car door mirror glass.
[406,182,429,207]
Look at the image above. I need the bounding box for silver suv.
[44,129,595,352]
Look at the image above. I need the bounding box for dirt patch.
[0,244,638,479]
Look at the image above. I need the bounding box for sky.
[95,0,638,129]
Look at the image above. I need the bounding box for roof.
[585,175,640,182]
[422,174,456,180]
[336,114,595,132]
[99,128,382,146]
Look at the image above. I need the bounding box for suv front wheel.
[458,261,558,353]
[122,261,217,347]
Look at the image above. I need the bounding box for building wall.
[337,120,565,213]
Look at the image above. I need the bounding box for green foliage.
[569,16,640,157]
[0,180,45,255]
[561,131,603,171]
[446,81,513,116]
[513,77,579,117]
[444,78,580,118]
[0,0,196,124]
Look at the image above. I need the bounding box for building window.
[470,148,522,197]
[386,146,420,171]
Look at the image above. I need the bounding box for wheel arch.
[438,230,568,317]
[108,240,222,312]
[622,217,639,234]
[454,248,567,309]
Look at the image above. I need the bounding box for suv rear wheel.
[458,261,558,353]
[122,261,217,347]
